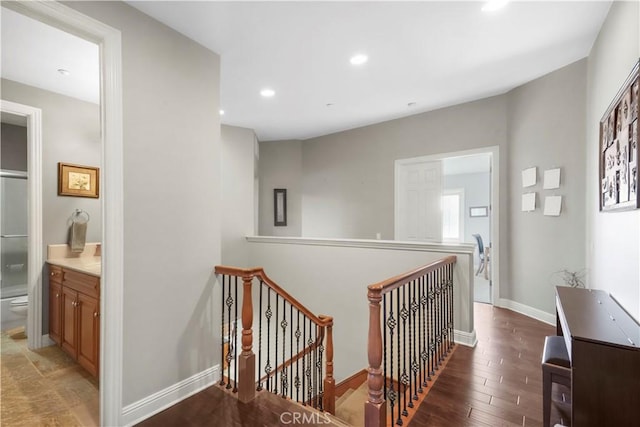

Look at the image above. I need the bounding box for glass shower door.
[1,171,28,299]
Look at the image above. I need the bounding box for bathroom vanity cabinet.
[48,263,100,377]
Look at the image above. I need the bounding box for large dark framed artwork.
[600,60,639,212]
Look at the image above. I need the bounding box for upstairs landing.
[136,384,349,427]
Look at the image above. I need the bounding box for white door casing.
[395,147,500,307]
[0,100,43,349]
[2,2,125,425]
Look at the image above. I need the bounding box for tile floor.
[1,327,99,426]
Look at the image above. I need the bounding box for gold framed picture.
[58,162,100,198]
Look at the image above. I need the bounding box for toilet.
[9,295,28,319]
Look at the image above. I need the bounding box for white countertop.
[47,243,101,277]
[47,256,101,277]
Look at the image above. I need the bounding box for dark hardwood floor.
[137,303,569,426]
[412,302,569,427]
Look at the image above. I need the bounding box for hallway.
[138,303,566,426]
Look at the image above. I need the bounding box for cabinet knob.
[94,312,98,318]
[56,293,59,298]
[50,272,55,276]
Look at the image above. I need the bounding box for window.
[442,189,464,242]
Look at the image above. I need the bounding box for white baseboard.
[454,329,477,347]
[122,365,220,426]
[496,298,555,326]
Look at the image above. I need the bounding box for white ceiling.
[1,7,100,105]
[2,1,611,142]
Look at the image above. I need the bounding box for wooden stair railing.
[365,256,456,427]
[215,266,335,415]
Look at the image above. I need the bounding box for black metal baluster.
[265,288,272,392]
[401,286,409,418]
[307,317,313,406]
[410,279,419,403]
[290,304,294,401]
[387,290,396,422]
[318,324,324,411]
[449,263,454,350]
[281,300,288,398]
[445,264,451,352]
[295,311,301,403]
[420,275,428,387]
[438,268,443,364]
[396,287,402,426]
[428,271,435,378]
[257,282,264,391]
[233,277,239,393]
[445,264,453,353]
[313,323,318,409]
[219,275,226,387]
[275,295,279,394]
[407,281,414,409]
[225,276,233,390]
[302,314,306,406]
[440,267,449,361]
[434,269,439,368]
[383,293,387,400]
[435,269,440,368]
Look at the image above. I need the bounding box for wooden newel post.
[238,273,256,403]
[321,316,336,415]
[365,288,386,427]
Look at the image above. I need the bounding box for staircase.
[214,255,457,426]
[335,381,369,426]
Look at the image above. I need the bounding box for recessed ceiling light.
[481,0,509,12]
[219,109,225,115]
[350,54,368,66]
[260,88,275,97]
[57,68,70,76]
[408,102,417,107]
[326,103,334,107]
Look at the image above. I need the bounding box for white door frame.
[0,101,43,349]
[4,1,124,425]
[395,146,500,305]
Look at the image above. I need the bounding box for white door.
[395,160,442,241]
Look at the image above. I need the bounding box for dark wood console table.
[555,286,640,426]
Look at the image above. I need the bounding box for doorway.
[2,1,123,425]
[395,147,499,305]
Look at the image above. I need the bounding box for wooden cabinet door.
[60,287,78,357]
[49,282,62,344]
[77,293,99,377]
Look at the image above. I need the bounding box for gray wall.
[443,172,491,263]
[1,123,28,171]
[507,59,587,314]
[67,1,222,406]
[221,124,257,267]
[586,1,640,319]
[258,139,303,236]
[300,95,508,241]
[258,61,594,315]
[259,95,510,299]
[1,79,102,247]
